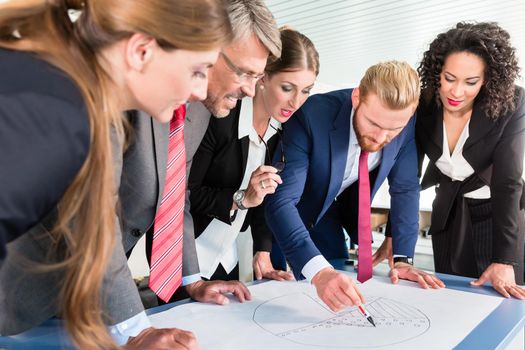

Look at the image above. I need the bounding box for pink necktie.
[149,105,186,302]
[357,151,373,283]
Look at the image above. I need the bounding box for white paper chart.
[150,272,502,349]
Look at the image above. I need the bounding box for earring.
[259,84,265,90]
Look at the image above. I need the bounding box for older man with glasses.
[113,0,282,343]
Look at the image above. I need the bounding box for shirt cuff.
[109,311,151,345]
[301,255,332,282]
[182,273,202,286]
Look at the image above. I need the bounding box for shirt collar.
[238,97,253,139]
[349,108,358,146]
[238,97,281,142]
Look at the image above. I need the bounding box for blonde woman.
[0,0,231,349]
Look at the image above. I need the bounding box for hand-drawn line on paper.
[252,293,430,348]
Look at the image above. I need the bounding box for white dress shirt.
[109,311,151,345]
[302,109,382,281]
[435,120,490,199]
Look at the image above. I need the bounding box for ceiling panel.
[266,0,525,89]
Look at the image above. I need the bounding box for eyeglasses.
[258,124,285,173]
[220,52,265,83]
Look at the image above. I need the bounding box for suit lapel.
[463,102,495,152]
[320,96,352,219]
[372,142,396,196]
[229,101,250,174]
[240,136,249,173]
[152,118,170,207]
[420,106,444,162]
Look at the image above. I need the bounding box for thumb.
[372,252,380,267]
[212,291,229,305]
[254,263,263,280]
[470,274,488,286]
[388,256,394,269]
[390,268,399,284]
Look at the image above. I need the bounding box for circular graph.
[253,293,430,348]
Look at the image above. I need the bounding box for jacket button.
[131,229,143,237]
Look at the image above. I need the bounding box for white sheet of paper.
[150,271,502,349]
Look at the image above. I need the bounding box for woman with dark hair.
[416,22,525,298]
[189,27,319,282]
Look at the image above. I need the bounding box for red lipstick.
[447,98,461,107]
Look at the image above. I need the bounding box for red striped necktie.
[357,151,373,283]
[149,105,186,302]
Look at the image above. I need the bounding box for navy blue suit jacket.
[265,89,420,278]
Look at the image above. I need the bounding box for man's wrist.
[311,266,334,284]
[393,256,413,265]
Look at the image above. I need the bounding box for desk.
[1,262,524,350]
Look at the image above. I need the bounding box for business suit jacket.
[0,48,89,261]
[120,102,211,278]
[265,89,420,278]
[188,102,275,253]
[0,128,143,334]
[416,86,525,269]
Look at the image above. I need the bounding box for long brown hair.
[264,27,319,77]
[0,0,231,349]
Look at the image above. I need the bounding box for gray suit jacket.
[0,129,144,334]
[120,103,211,277]
[0,104,213,334]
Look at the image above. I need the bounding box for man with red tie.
[265,61,445,312]
[115,0,281,346]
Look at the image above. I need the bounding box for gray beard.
[202,94,228,118]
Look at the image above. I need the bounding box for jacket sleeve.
[491,88,525,265]
[249,201,273,253]
[387,116,421,258]
[265,109,322,278]
[188,119,238,225]
[0,93,89,259]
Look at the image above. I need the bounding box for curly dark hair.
[418,22,520,119]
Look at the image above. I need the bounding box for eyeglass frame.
[220,52,265,83]
[257,124,285,173]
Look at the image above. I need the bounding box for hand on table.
[123,327,198,350]
[253,251,294,281]
[390,262,445,289]
[372,236,393,268]
[185,279,251,305]
[311,267,365,312]
[471,263,525,299]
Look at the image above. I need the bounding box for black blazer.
[188,102,279,252]
[416,86,525,265]
[0,48,89,260]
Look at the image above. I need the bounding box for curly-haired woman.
[416,22,525,299]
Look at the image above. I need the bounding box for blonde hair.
[226,0,281,59]
[359,61,420,111]
[0,0,230,349]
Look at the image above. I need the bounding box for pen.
[358,305,376,327]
